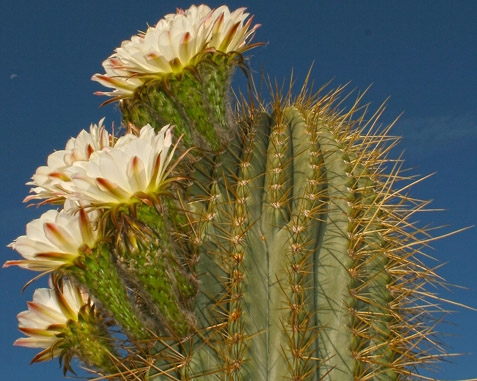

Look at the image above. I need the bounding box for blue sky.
[1,1,476,379]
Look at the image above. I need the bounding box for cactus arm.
[115,203,197,339]
[313,119,357,380]
[185,123,248,378]
[350,161,398,379]
[238,112,271,379]
[283,107,326,379]
[260,109,297,379]
[185,170,229,378]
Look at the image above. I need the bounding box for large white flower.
[92,5,260,100]
[25,118,113,205]
[15,278,92,363]
[4,208,98,272]
[63,124,181,207]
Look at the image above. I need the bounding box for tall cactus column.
[188,107,332,379]
[184,97,439,379]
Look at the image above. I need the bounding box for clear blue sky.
[1,1,476,380]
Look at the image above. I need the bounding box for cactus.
[133,84,448,380]
[117,68,456,378]
[5,5,471,380]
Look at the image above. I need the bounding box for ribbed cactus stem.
[128,81,451,380]
[187,108,330,379]
[283,107,324,379]
[179,103,414,380]
[257,109,303,379]
[235,112,271,379]
[313,119,357,379]
[348,153,397,380]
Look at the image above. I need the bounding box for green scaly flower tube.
[66,241,149,341]
[120,54,240,154]
[113,202,198,339]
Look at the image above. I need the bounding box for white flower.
[4,208,98,272]
[15,278,91,363]
[63,124,180,207]
[92,5,260,100]
[25,118,113,205]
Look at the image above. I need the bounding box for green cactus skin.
[120,54,241,153]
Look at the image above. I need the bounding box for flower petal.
[93,5,260,99]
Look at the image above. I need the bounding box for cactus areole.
[5,5,465,380]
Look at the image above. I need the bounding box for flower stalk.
[5,208,149,341]
[113,202,198,339]
[93,4,261,153]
